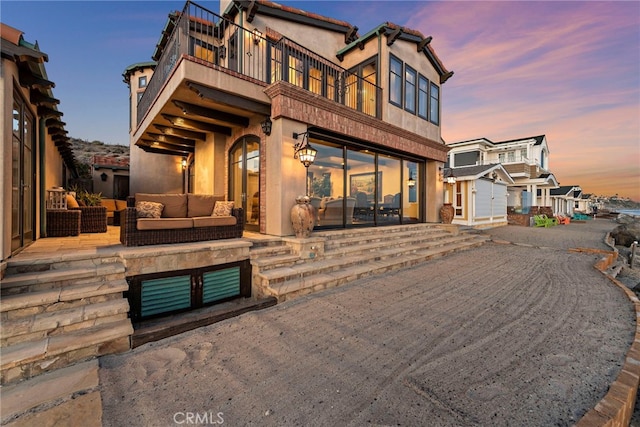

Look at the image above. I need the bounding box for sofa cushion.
[136,218,193,230]
[115,200,128,210]
[213,201,234,216]
[136,201,164,218]
[192,216,237,228]
[101,198,117,212]
[66,194,80,208]
[187,194,224,217]
[135,193,187,218]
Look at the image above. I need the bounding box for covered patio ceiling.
[135,79,271,157]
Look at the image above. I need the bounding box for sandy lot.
[99,220,636,426]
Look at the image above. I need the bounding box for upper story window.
[520,148,527,160]
[389,54,440,125]
[389,54,403,107]
[418,75,428,119]
[404,65,417,114]
[507,151,515,162]
[540,151,546,169]
[138,76,147,88]
[429,81,440,125]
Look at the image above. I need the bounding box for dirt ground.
[99,220,637,426]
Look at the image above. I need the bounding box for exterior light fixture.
[446,176,457,185]
[100,172,108,182]
[407,171,416,188]
[182,158,187,170]
[260,117,272,136]
[253,29,262,44]
[292,132,317,168]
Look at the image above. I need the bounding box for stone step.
[1,298,130,347]
[1,262,125,296]
[1,279,128,314]
[323,230,454,256]
[4,251,122,276]
[315,223,439,242]
[249,245,292,260]
[265,238,485,301]
[1,318,133,385]
[0,359,100,425]
[258,234,483,286]
[322,227,447,251]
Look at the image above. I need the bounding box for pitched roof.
[336,21,452,83]
[550,185,581,196]
[445,164,514,184]
[493,135,545,146]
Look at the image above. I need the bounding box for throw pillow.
[212,201,234,216]
[136,201,164,218]
[66,194,80,209]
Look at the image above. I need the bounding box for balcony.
[137,1,382,128]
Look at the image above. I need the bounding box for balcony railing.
[137,1,382,126]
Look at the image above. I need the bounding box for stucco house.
[123,0,455,236]
[446,135,559,217]
[0,23,76,261]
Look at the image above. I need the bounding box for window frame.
[417,74,429,120]
[404,65,417,114]
[429,81,440,125]
[389,54,403,108]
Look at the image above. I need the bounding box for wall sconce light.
[253,29,262,45]
[100,172,108,182]
[407,171,416,188]
[182,158,187,170]
[260,117,272,136]
[292,132,317,168]
[442,167,456,185]
[446,176,457,185]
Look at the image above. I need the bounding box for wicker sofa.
[120,193,243,247]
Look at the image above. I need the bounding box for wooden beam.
[153,124,206,141]
[386,27,402,46]
[172,100,249,127]
[186,81,271,116]
[161,114,232,135]
[140,139,194,154]
[146,132,196,146]
[246,1,259,23]
[345,25,358,44]
[417,36,432,51]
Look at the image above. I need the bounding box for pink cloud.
[406,1,640,200]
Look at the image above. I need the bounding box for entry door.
[229,136,260,232]
[11,94,35,253]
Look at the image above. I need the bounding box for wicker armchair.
[70,206,108,233]
[46,210,81,237]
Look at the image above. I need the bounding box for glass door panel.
[229,137,260,231]
[404,161,420,223]
[377,154,401,225]
[347,148,376,226]
[307,141,344,228]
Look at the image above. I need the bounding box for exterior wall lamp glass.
[253,29,262,44]
[260,117,272,136]
[182,158,187,170]
[407,170,416,187]
[292,132,317,168]
[100,172,108,182]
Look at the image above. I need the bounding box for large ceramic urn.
[440,203,454,224]
[291,195,315,238]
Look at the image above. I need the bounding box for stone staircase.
[250,224,488,302]
[0,253,133,391]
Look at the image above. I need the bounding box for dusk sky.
[2,1,639,200]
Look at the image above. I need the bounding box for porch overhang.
[132,57,271,156]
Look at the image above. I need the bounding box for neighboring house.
[123,0,454,236]
[0,23,76,261]
[92,155,130,199]
[550,185,582,216]
[446,135,559,214]
[442,164,514,228]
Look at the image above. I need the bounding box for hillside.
[70,138,129,178]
